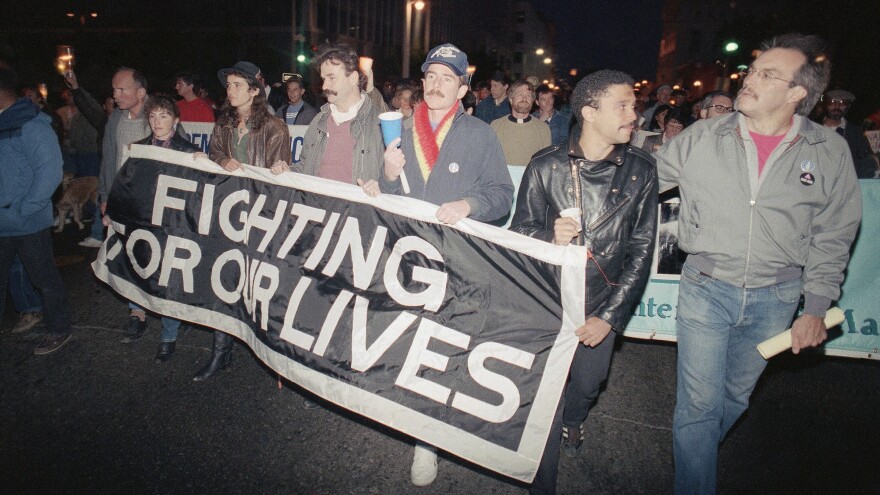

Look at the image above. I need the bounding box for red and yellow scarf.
[412,100,459,181]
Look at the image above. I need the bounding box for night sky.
[532,0,666,80]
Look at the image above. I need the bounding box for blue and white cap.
[421,43,468,77]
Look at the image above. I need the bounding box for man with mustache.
[819,89,879,178]
[654,34,862,493]
[510,69,658,494]
[360,43,513,485]
[293,43,383,184]
[490,80,552,166]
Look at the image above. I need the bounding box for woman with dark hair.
[119,94,200,362]
[646,103,671,132]
[642,107,689,153]
[195,61,291,381]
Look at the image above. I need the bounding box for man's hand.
[102,214,111,227]
[383,138,405,180]
[436,200,471,225]
[357,179,381,197]
[270,160,290,175]
[575,317,613,347]
[553,217,580,245]
[193,152,208,161]
[221,158,242,172]
[791,314,827,354]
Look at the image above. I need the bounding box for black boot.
[154,341,176,363]
[193,331,233,381]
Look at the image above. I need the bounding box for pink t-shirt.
[751,132,786,176]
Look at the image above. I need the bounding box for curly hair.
[760,33,831,116]
[571,70,634,125]
[215,71,273,131]
[143,94,179,120]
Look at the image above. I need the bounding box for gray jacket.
[655,112,862,316]
[293,93,383,184]
[379,106,513,222]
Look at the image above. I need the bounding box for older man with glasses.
[654,34,862,493]
[698,90,734,119]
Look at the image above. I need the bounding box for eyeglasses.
[740,67,793,86]
[707,104,734,113]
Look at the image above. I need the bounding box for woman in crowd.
[642,107,688,153]
[108,94,199,362]
[195,61,291,381]
[645,103,671,133]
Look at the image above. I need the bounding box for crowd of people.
[0,31,876,494]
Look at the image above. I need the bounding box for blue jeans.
[9,255,43,313]
[0,229,72,337]
[673,262,801,494]
[128,302,181,342]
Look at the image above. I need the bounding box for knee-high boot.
[193,331,233,382]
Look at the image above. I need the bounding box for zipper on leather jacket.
[588,196,631,231]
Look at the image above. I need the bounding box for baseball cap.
[421,43,468,77]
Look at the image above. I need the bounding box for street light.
[535,48,545,56]
[724,42,739,53]
[543,57,552,65]
[402,0,427,78]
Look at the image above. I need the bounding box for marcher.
[122,94,200,362]
[361,43,514,486]
[490,80,552,166]
[0,67,74,355]
[195,60,291,381]
[510,69,657,495]
[275,73,318,125]
[653,33,862,494]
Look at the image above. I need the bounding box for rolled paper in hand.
[756,307,846,359]
[379,111,410,193]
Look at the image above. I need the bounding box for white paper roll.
[756,307,846,359]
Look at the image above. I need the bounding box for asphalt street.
[1,226,878,494]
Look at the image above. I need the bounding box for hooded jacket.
[0,98,63,236]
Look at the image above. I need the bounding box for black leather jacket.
[509,134,658,331]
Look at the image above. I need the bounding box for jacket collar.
[567,126,626,166]
[715,111,827,146]
[317,92,374,133]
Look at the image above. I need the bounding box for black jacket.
[509,133,658,331]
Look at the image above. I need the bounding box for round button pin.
[448,162,459,173]
[800,172,815,186]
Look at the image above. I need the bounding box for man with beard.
[490,80,552,166]
[510,69,657,494]
[654,34,862,493]
[291,43,383,184]
[819,89,879,178]
[360,42,513,486]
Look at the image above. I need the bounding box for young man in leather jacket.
[510,69,658,495]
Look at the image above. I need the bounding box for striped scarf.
[412,100,459,181]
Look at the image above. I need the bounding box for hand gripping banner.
[92,145,586,482]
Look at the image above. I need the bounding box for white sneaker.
[410,443,438,486]
[78,237,103,248]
